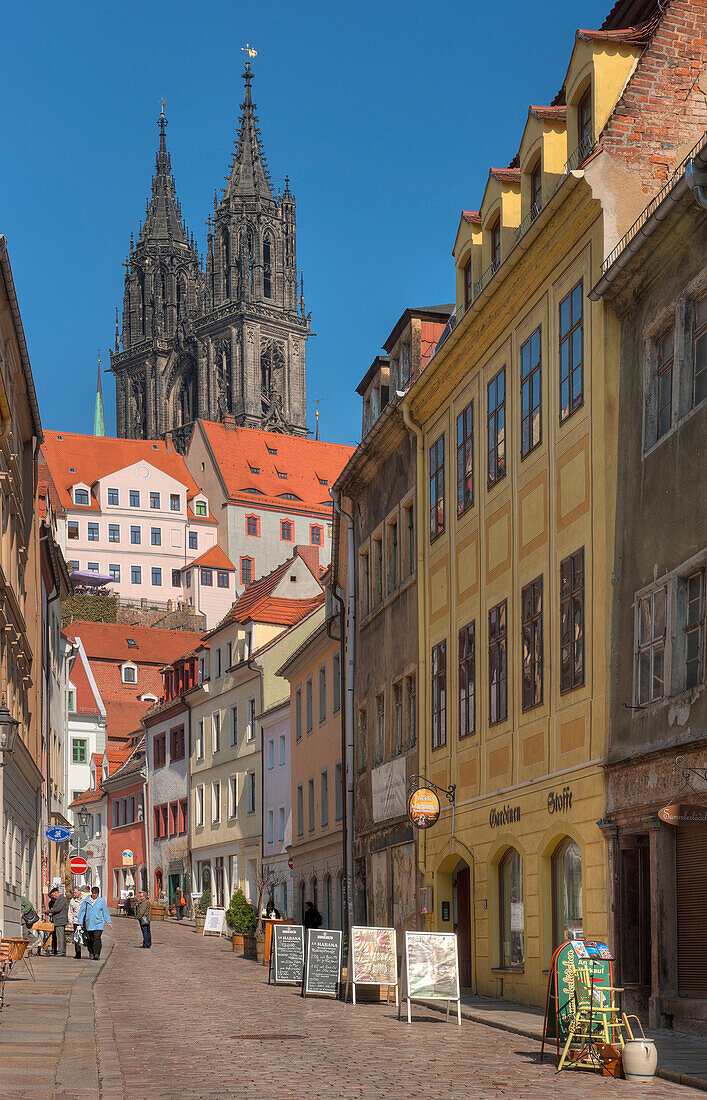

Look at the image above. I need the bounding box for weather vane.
[241,43,257,58]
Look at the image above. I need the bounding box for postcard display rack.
[399,931,461,1025]
[347,926,399,1006]
[541,939,615,1066]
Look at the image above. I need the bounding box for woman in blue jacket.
[78,887,112,960]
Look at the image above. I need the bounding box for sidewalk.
[0,946,110,1099]
[418,991,707,1092]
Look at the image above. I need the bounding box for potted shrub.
[194,889,211,933]
[226,890,255,954]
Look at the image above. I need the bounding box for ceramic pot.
[622,1039,658,1084]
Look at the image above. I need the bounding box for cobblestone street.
[1,918,705,1099]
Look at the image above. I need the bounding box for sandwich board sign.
[269,924,305,985]
[348,926,398,1006]
[399,931,461,1024]
[202,907,227,938]
[302,928,342,998]
[540,939,615,1065]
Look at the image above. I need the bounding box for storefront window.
[552,838,583,946]
[500,848,524,968]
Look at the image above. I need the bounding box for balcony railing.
[473,258,500,300]
[565,131,595,174]
[515,197,543,242]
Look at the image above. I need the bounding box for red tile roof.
[210,548,323,631]
[69,653,102,715]
[41,430,209,514]
[529,105,567,121]
[461,210,482,224]
[185,544,236,572]
[490,167,521,185]
[198,420,354,515]
[69,788,105,808]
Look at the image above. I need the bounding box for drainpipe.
[331,487,355,939]
[685,157,707,211]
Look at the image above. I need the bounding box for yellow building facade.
[402,34,657,1007]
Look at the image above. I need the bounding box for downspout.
[685,157,707,211]
[331,487,355,940]
[401,398,429,919]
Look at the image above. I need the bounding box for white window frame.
[277,805,285,843]
[267,809,274,845]
[212,711,221,754]
[246,697,256,742]
[635,584,669,705]
[196,721,204,760]
[246,771,256,815]
[267,739,274,770]
[195,784,204,828]
[228,775,238,820]
[212,780,221,824]
[278,733,286,766]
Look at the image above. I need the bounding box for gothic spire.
[139,103,193,246]
[224,63,275,202]
[94,353,106,437]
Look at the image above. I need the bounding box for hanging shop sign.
[489,804,521,828]
[408,787,441,829]
[658,803,707,826]
[45,826,71,843]
[270,924,305,985]
[122,849,134,866]
[303,929,342,998]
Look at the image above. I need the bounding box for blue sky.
[2,0,609,447]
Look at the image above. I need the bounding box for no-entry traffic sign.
[70,856,88,874]
[287,857,294,870]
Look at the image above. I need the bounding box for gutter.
[590,135,707,300]
[0,235,43,441]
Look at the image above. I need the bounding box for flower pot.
[195,913,206,933]
[151,906,166,922]
[231,933,245,953]
[622,1040,658,1085]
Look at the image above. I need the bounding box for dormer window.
[463,256,472,310]
[140,692,158,703]
[578,88,592,154]
[530,161,542,216]
[267,447,277,455]
[491,218,501,272]
[122,663,137,684]
[249,465,261,475]
[74,489,89,506]
[277,470,287,480]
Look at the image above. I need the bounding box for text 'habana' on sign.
[547,786,573,814]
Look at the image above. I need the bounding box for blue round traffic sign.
[45,826,71,843]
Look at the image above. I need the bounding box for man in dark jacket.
[303,901,322,929]
[48,888,69,956]
[136,891,152,948]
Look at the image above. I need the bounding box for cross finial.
[160,97,166,116]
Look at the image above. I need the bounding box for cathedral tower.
[110,67,310,448]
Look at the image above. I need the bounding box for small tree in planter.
[197,889,212,915]
[226,890,256,955]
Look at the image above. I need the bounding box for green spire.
[94,353,106,437]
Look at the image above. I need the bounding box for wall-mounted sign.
[441,901,450,922]
[122,849,134,866]
[658,803,707,826]
[489,804,521,828]
[408,788,441,829]
[70,856,88,875]
[45,826,71,843]
[372,758,407,822]
[547,787,573,814]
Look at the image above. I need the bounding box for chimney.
[164,432,174,451]
[294,544,320,577]
[222,415,237,431]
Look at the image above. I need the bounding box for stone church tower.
[110,64,310,448]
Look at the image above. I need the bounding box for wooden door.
[456,866,472,987]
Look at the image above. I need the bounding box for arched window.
[578,86,592,152]
[263,235,273,298]
[552,838,583,946]
[499,848,524,967]
[491,217,501,272]
[155,867,163,897]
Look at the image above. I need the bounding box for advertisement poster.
[351,926,397,986]
[405,931,459,1000]
[371,758,407,822]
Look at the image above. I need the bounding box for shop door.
[456,866,472,987]
[676,823,707,997]
[169,874,180,905]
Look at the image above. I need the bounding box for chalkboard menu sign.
[304,929,342,997]
[272,924,305,985]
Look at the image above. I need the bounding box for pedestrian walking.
[67,889,85,959]
[20,892,41,953]
[136,890,152,948]
[174,886,186,920]
[48,887,69,956]
[78,886,112,959]
[303,901,322,929]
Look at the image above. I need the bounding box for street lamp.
[77,805,91,832]
[0,695,19,765]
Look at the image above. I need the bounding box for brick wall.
[601,0,707,192]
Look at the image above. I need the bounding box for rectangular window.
[108,523,120,542]
[267,738,275,770]
[246,772,256,815]
[321,770,329,827]
[404,501,415,578]
[228,776,238,819]
[217,570,229,588]
[212,711,221,753]
[246,514,260,536]
[87,562,99,573]
[150,492,160,509]
[521,577,543,711]
[107,488,119,506]
[306,678,313,733]
[358,707,367,773]
[372,533,383,606]
[560,549,585,694]
[520,326,542,457]
[196,720,204,760]
[297,785,304,836]
[458,622,476,738]
[295,689,302,741]
[463,256,472,310]
[267,809,274,844]
[68,521,79,540]
[334,762,343,821]
[87,522,99,541]
[333,653,341,714]
[72,738,87,764]
[154,733,166,768]
[230,705,238,746]
[489,600,508,724]
[212,781,221,823]
[457,401,474,516]
[113,801,119,828]
[240,558,253,585]
[686,570,705,690]
[247,697,256,742]
[636,585,666,705]
[319,666,327,723]
[188,531,198,550]
[360,550,370,617]
[375,692,385,764]
[215,649,221,678]
[128,795,135,823]
[308,778,315,831]
[559,281,584,421]
[429,434,445,541]
[130,526,141,545]
[179,798,188,834]
[431,640,447,749]
[310,525,323,546]
[129,490,139,508]
[170,726,185,761]
[406,674,416,749]
[201,568,213,586]
[171,569,181,586]
[131,565,141,585]
[278,806,285,843]
[694,295,707,406]
[169,801,178,836]
[73,488,89,505]
[150,527,161,546]
[279,732,286,765]
[151,567,162,586]
[226,642,232,669]
[195,785,204,827]
[393,681,403,756]
[487,367,506,488]
[195,501,207,516]
[657,327,674,439]
[386,517,398,594]
[170,494,180,511]
[280,519,294,541]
